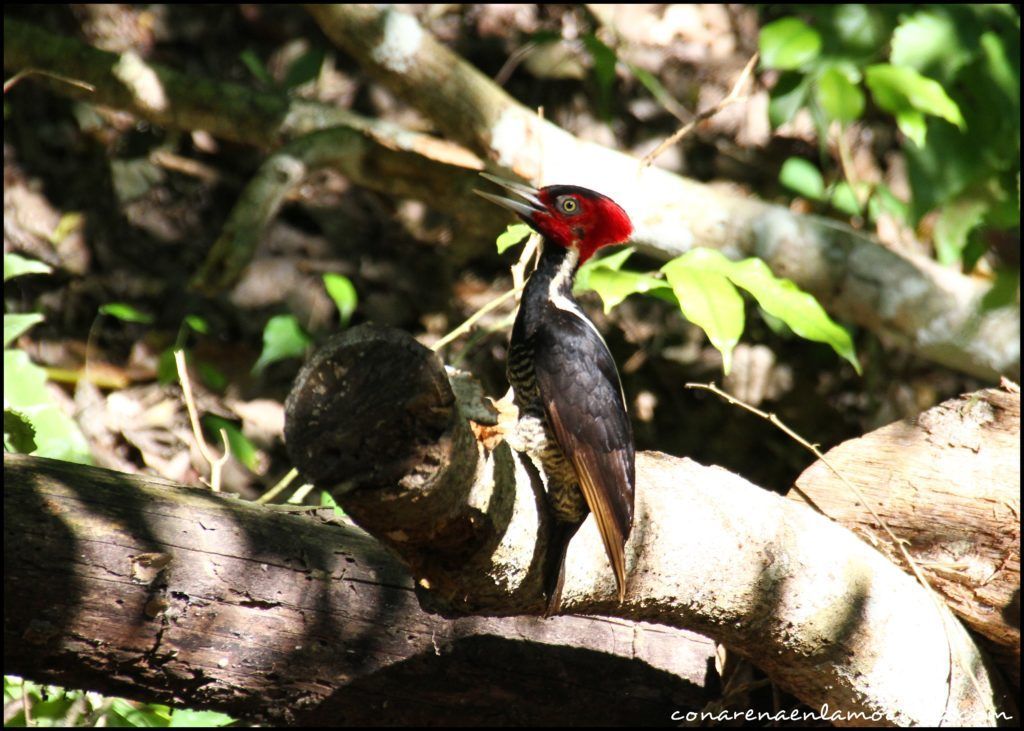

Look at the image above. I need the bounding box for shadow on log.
[3,453,712,725]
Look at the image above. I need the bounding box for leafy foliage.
[253,314,313,374]
[574,246,858,375]
[760,5,1020,269]
[3,676,233,727]
[3,253,91,463]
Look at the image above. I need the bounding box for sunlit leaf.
[496,223,532,254]
[4,252,52,281]
[662,253,745,374]
[4,349,91,463]
[890,10,973,82]
[721,257,860,373]
[100,302,154,325]
[815,67,864,123]
[320,490,346,518]
[934,197,988,265]
[895,109,927,148]
[253,314,311,374]
[759,18,822,71]
[323,273,358,327]
[575,245,635,292]
[50,212,83,245]
[184,315,209,334]
[584,269,671,314]
[865,64,965,131]
[779,157,825,200]
[828,181,862,217]
[768,72,812,128]
[4,313,44,348]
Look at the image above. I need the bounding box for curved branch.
[284,324,1013,726]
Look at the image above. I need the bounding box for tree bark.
[4,16,1019,381]
[281,323,1013,726]
[3,453,714,726]
[792,381,1021,688]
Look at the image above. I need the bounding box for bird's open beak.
[474,173,545,222]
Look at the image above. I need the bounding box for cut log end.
[284,323,456,492]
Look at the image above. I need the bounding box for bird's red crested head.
[531,185,633,263]
[475,175,633,264]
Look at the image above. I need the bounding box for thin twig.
[286,482,316,505]
[4,68,96,94]
[174,349,230,492]
[432,285,523,352]
[640,52,758,169]
[256,466,300,504]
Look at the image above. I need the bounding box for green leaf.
[496,223,533,254]
[865,64,965,131]
[662,252,745,374]
[896,109,927,148]
[934,197,988,265]
[204,415,259,472]
[828,4,892,56]
[759,18,822,71]
[197,361,228,392]
[168,709,235,727]
[50,212,84,245]
[100,302,155,325]
[4,349,92,463]
[583,269,671,314]
[868,184,910,224]
[283,46,325,90]
[4,313,44,348]
[157,347,178,385]
[323,273,358,327]
[240,49,274,85]
[184,315,209,334]
[779,157,825,200]
[4,252,52,281]
[768,72,812,128]
[720,258,861,373]
[253,314,311,374]
[574,245,635,292]
[828,181,862,217]
[320,490,345,518]
[5,408,38,453]
[815,67,865,123]
[890,10,973,82]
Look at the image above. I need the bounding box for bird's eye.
[559,197,579,214]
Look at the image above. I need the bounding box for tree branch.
[792,381,1021,689]
[3,453,713,726]
[281,323,1013,726]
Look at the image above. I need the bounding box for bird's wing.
[533,304,635,600]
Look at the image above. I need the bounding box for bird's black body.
[507,242,635,609]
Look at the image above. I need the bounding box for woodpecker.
[476,173,635,612]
